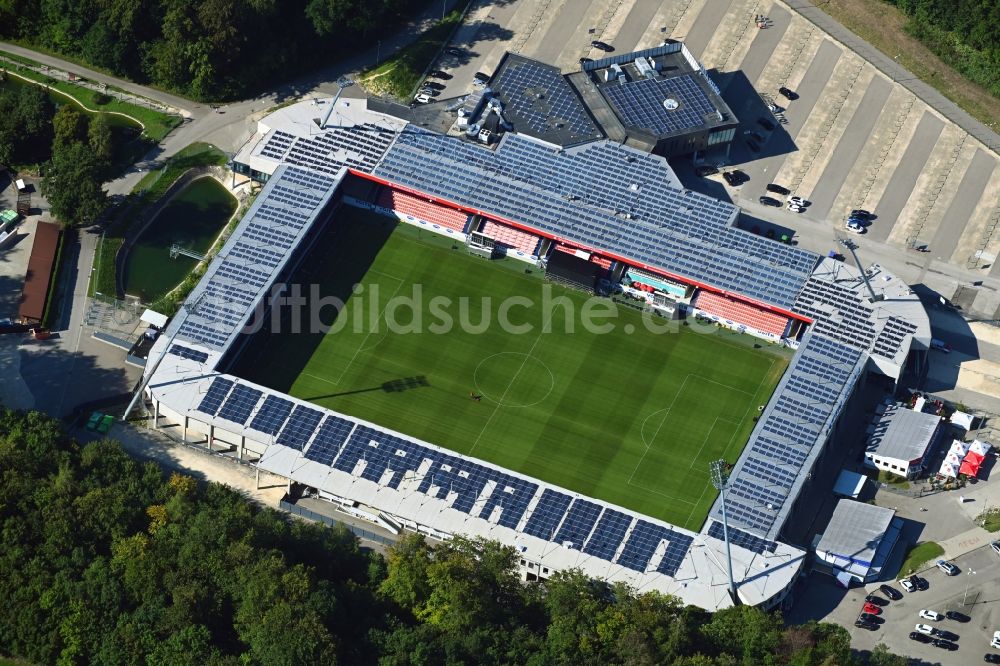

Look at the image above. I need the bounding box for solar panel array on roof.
[491,58,602,145]
[872,316,917,359]
[603,74,718,136]
[582,508,633,560]
[277,405,325,450]
[706,521,778,554]
[168,344,208,364]
[710,332,864,538]
[248,395,294,436]
[372,129,816,308]
[617,521,693,576]
[554,499,603,547]
[217,385,263,424]
[793,277,877,350]
[196,377,234,416]
[281,123,396,174]
[176,166,338,350]
[260,130,295,161]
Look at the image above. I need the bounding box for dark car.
[759,196,781,207]
[778,86,799,100]
[864,593,886,606]
[937,629,959,641]
[854,619,877,631]
[757,117,776,131]
[723,170,747,186]
[985,654,1000,663]
[428,70,452,79]
[946,610,970,622]
[913,576,929,591]
[579,57,593,65]
[695,165,719,177]
[591,40,614,52]
[445,47,464,56]
[749,130,765,143]
[422,81,445,90]
[933,639,958,650]
[767,183,791,195]
[879,584,902,600]
[909,632,933,643]
[850,208,872,219]
[858,612,881,624]
[848,216,869,227]
[746,139,761,153]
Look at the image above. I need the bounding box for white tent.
[969,439,992,456]
[939,460,959,478]
[951,410,975,431]
[944,451,964,467]
[948,439,971,457]
[141,309,169,329]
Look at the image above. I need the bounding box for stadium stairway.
[377,188,469,233]
[693,291,789,337]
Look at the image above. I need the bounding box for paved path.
[783,0,1000,154]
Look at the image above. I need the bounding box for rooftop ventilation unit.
[663,98,679,111]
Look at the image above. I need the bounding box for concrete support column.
[255,467,260,490]
[152,399,159,429]
[238,436,244,461]
[182,415,188,444]
[208,424,214,452]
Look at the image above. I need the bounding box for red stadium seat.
[482,220,540,256]
[694,291,789,337]
[377,188,469,233]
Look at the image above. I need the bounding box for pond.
[0,72,144,168]
[123,177,237,303]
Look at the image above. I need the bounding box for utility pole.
[710,459,739,605]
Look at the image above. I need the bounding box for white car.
[919,609,943,621]
[845,221,865,234]
[937,559,959,576]
[992,630,1000,648]
[786,203,803,213]
[991,541,1000,555]
[788,196,807,206]
[413,93,431,104]
[899,578,916,593]
[915,623,935,635]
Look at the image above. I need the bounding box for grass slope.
[238,208,787,529]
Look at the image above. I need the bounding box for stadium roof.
[866,404,941,463]
[172,165,343,351]
[490,53,604,147]
[707,329,866,540]
[145,344,806,610]
[371,129,817,310]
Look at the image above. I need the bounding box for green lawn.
[899,541,944,575]
[237,208,787,529]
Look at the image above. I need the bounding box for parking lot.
[424,0,999,277]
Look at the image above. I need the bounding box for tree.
[702,604,784,666]
[868,642,909,666]
[379,532,432,613]
[42,140,108,224]
[52,104,87,152]
[88,112,114,166]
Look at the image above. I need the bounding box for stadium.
[141,45,931,611]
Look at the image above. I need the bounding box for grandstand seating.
[694,291,789,337]
[377,188,469,233]
[482,220,541,256]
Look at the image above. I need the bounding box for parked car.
[757,117,776,131]
[900,578,917,593]
[778,86,799,100]
[846,221,865,234]
[847,216,869,227]
[990,541,1000,555]
[945,610,969,622]
[862,602,882,615]
[854,618,878,631]
[858,612,881,624]
[879,584,902,600]
[865,593,886,606]
[909,632,933,643]
[788,196,808,206]
[933,639,958,651]
[766,183,791,195]
[695,165,719,177]
[850,208,872,219]
[759,196,782,207]
[413,93,432,104]
[746,139,761,153]
[914,623,936,636]
[445,47,464,56]
[919,609,943,621]
[984,653,1000,663]
[723,170,748,186]
[579,57,593,65]
[991,630,1000,648]
[473,71,490,83]
[422,81,445,90]
[749,130,765,143]
[591,40,614,51]
[787,203,804,213]
[428,70,451,79]
[937,559,960,576]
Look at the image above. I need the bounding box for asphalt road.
[929,149,998,262]
[807,77,892,218]
[867,111,944,243]
[737,5,790,86]
[681,0,732,59]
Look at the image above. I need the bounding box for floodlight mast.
[839,238,882,303]
[319,78,354,130]
[710,459,739,605]
[121,294,204,422]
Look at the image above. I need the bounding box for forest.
[0,408,913,665]
[882,0,1000,97]
[0,0,429,101]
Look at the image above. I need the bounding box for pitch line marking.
[329,273,405,386]
[468,325,549,457]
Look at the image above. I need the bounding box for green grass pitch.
[237,207,789,530]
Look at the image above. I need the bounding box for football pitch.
[237,207,789,530]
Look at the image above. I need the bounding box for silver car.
[936,559,959,576]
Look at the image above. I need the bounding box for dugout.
[545,250,604,291]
